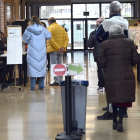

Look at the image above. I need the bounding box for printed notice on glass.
[7,27,21,38]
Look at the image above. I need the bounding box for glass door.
[87,20,96,50]
[73,20,85,49]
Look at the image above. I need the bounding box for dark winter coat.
[0,40,6,55]
[87,30,101,62]
[98,34,138,103]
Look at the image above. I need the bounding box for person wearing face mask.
[87,16,105,92]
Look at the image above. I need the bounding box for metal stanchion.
[7,65,24,93]
[55,76,81,140]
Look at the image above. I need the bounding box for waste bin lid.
[60,79,89,86]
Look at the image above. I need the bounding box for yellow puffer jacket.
[47,22,69,53]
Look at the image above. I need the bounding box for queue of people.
[95,1,129,120]
[87,0,138,132]
[22,16,69,89]
[21,0,138,133]
[0,0,138,134]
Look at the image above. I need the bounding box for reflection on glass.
[7,5,11,20]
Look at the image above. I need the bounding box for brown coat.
[98,34,138,103]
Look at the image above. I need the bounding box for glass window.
[73,4,85,18]
[101,3,110,18]
[87,20,96,38]
[121,3,134,18]
[29,6,31,19]
[101,3,134,18]
[87,4,99,18]
[19,5,21,19]
[39,5,71,19]
[25,6,26,19]
[7,5,11,20]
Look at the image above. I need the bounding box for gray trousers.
[50,52,63,83]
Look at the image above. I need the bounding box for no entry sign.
[51,64,67,76]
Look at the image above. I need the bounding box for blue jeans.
[30,77,45,89]
[50,52,63,83]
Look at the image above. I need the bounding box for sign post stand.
[7,25,24,93]
[55,60,82,140]
[55,75,81,140]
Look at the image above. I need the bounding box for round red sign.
[53,64,66,76]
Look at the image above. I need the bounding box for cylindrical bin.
[60,79,89,134]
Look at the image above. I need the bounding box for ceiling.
[25,0,138,6]
[25,0,71,5]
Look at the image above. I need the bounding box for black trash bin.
[60,79,89,133]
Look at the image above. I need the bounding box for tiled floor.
[0,51,140,140]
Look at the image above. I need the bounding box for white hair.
[110,1,121,13]
[109,24,123,35]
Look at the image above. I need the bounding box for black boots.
[117,124,123,132]
[113,122,123,132]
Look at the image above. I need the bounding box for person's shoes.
[123,111,128,118]
[113,122,117,130]
[50,82,59,86]
[102,106,108,111]
[117,123,123,132]
[97,87,103,92]
[31,89,34,90]
[97,111,113,120]
[117,110,128,118]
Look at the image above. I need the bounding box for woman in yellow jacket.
[47,17,69,86]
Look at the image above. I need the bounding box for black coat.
[87,30,101,62]
[98,34,138,103]
[0,40,6,55]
